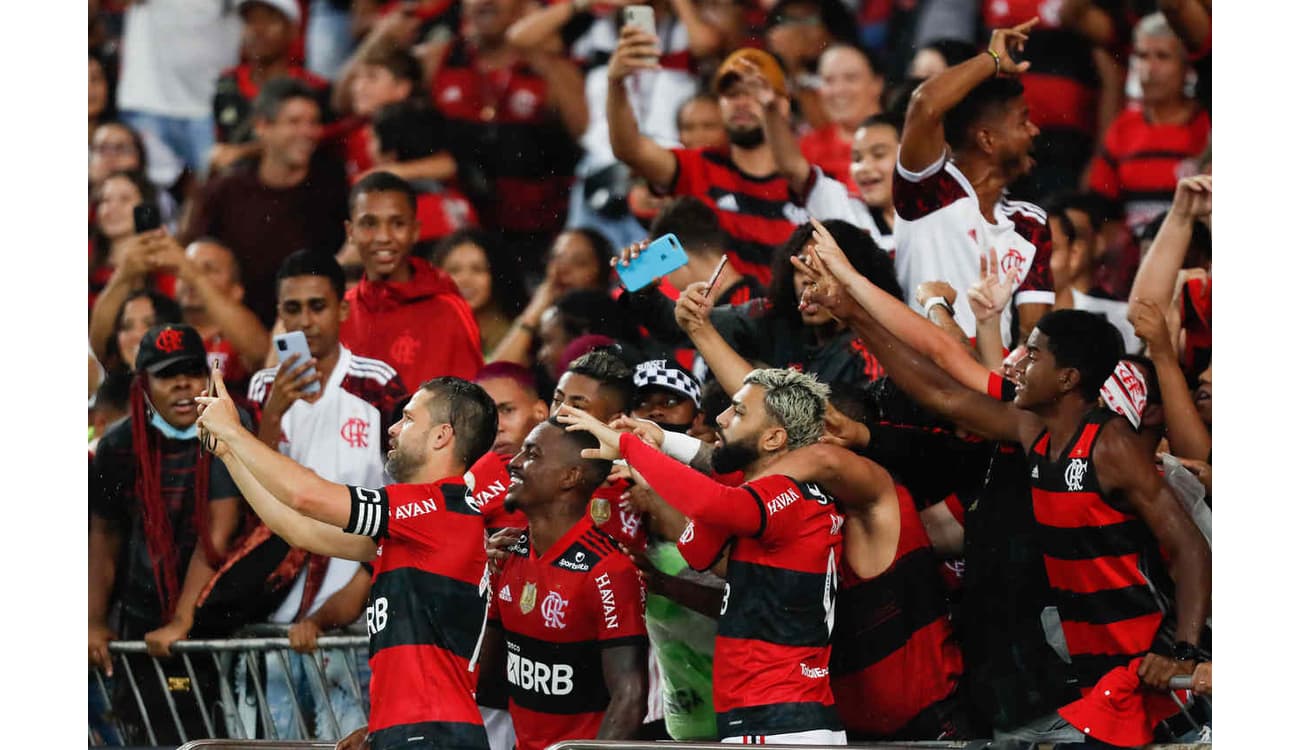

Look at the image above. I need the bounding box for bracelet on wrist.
[923,296,956,318]
[986,48,1002,77]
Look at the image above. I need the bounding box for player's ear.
[760,425,788,453]
[1059,367,1081,395]
[531,400,549,423]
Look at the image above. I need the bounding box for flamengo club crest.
[541,591,569,629]
[590,497,611,526]
[340,418,369,448]
[520,582,538,614]
[1064,458,1088,492]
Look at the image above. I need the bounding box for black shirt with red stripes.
[1027,408,1176,692]
[661,147,810,286]
[490,517,647,750]
[431,39,581,239]
[344,479,491,750]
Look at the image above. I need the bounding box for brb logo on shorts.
[341,418,369,448]
[1064,458,1088,492]
[541,591,569,629]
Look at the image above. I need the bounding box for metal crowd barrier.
[544,744,1210,750]
[91,625,368,747]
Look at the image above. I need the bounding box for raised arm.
[88,232,158,362]
[505,0,587,51]
[1128,298,1211,461]
[529,49,590,140]
[1128,175,1211,308]
[1157,0,1212,54]
[1093,422,1211,690]
[730,56,810,194]
[197,369,373,541]
[607,26,678,190]
[675,281,754,396]
[665,0,722,58]
[331,13,422,115]
[899,19,1036,172]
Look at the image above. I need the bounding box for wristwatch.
[1171,641,1209,663]
[923,296,956,318]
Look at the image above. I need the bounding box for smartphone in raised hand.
[274,331,321,395]
[619,5,656,38]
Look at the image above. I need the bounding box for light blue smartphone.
[274,331,321,395]
[617,233,688,292]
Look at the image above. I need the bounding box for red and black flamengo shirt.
[664,147,809,286]
[644,452,842,739]
[344,480,491,750]
[432,39,581,237]
[1181,275,1211,379]
[1087,107,1212,232]
[1028,409,1175,692]
[212,63,331,144]
[589,476,649,552]
[466,451,528,533]
[491,517,648,750]
[829,483,963,739]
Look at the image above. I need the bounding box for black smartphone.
[133,204,162,234]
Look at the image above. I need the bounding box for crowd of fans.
[87,0,1212,747]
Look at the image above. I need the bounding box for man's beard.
[385,448,421,484]
[727,125,765,149]
[709,435,761,474]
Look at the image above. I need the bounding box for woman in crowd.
[431,228,526,356]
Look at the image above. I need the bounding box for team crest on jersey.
[520,582,538,614]
[590,497,611,526]
[341,418,369,448]
[1000,248,1026,285]
[541,591,569,629]
[1064,458,1088,492]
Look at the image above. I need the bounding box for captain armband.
[345,486,389,539]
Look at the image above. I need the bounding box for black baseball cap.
[135,324,210,375]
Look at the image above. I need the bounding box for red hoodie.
[340,257,483,389]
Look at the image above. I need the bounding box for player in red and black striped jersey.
[814,291,1210,737]
[195,375,501,750]
[560,368,860,745]
[476,419,649,750]
[610,39,811,286]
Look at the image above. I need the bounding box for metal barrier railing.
[90,625,368,748]
[544,743,1211,750]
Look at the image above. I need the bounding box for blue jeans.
[236,649,369,741]
[306,0,354,81]
[121,110,216,178]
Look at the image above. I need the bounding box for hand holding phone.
[274,331,322,396]
[616,233,688,292]
[619,5,656,38]
[133,204,161,235]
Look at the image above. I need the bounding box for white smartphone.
[274,331,321,395]
[620,5,656,38]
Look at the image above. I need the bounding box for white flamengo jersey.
[893,154,1055,345]
[247,345,407,621]
[801,167,896,256]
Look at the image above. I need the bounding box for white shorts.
[722,729,847,745]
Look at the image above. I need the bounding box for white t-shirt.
[247,346,407,620]
[1073,291,1141,355]
[573,14,699,173]
[117,0,241,118]
[893,153,1056,345]
[801,167,896,255]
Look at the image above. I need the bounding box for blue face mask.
[149,410,199,441]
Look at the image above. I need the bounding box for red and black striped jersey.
[829,484,963,738]
[466,451,528,533]
[673,473,845,740]
[344,480,491,750]
[432,39,581,237]
[1027,409,1174,691]
[664,147,809,285]
[490,517,648,750]
[1088,107,1211,232]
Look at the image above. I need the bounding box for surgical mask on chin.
[656,421,694,434]
[149,410,199,441]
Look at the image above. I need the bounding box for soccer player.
[478,419,648,750]
[796,241,1210,743]
[893,19,1054,346]
[559,369,852,744]
[467,363,550,533]
[196,372,498,750]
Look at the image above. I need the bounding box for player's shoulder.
[554,526,626,575]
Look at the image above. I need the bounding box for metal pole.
[244,650,278,740]
[273,649,312,739]
[94,664,127,745]
[119,654,158,747]
[304,649,342,739]
[151,655,190,744]
[215,651,252,740]
[182,652,216,738]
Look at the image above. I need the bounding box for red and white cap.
[237,0,302,24]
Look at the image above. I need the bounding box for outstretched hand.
[968,246,1014,322]
[674,280,717,337]
[988,17,1037,76]
[554,404,625,460]
[609,415,666,450]
[195,367,240,452]
[791,229,856,321]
